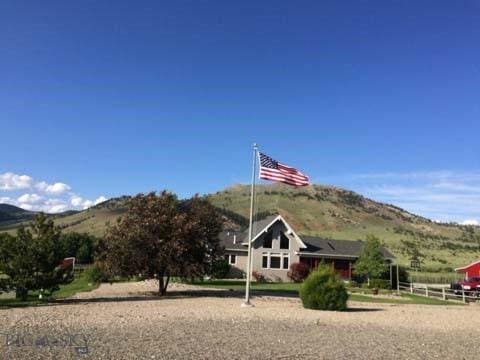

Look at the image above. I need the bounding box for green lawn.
[192,280,460,306]
[0,270,99,309]
[349,293,460,305]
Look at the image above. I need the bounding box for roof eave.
[225,248,248,252]
[295,251,359,259]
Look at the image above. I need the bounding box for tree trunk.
[158,275,170,296]
[16,286,28,301]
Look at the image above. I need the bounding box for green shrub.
[211,258,230,279]
[368,278,390,289]
[299,265,348,311]
[84,265,110,284]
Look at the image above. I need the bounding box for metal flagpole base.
[241,301,255,308]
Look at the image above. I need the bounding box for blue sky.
[0,1,478,223]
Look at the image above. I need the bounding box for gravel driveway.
[0,281,479,359]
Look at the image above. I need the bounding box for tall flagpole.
[242,142,258,307]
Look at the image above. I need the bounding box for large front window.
[270,255,281,269]
[262,253,289,270]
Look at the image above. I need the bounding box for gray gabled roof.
[219,230,247,251]
[299,236,395,259]
[219,214,395,260]
[219,215,278,251]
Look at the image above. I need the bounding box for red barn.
[455,260,480,279]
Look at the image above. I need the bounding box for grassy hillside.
[206,184,480,270]
[0,204,36,225]
[1,184,479,270]
[0,198,130,237]
[0,195,244,238]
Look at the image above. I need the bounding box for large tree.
[0,214,67,300]
[58,232,97,264]
[353,235,386,286]
[0,233,15,294]
[97,192,223,295]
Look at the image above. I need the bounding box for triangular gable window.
[280,232,289,250]
[262,230,273,248]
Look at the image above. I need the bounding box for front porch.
[300,257,353,280]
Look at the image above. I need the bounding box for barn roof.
[455,260,480,273]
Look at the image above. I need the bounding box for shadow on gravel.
[51,290,383,313]
[343,308,383,313]
[1,289,383,313]
[51,288,304,305]
[50,289,250,306]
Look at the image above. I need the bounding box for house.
[220,214,395,282]
[455,260,480,279]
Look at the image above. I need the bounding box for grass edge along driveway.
[0,271,99,309]
[190,279,462,306]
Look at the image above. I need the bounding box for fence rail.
[398,281,479,303]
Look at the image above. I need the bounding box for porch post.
[348,261,352,280]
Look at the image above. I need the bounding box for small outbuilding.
[455,260,480,279]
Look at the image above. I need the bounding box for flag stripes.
[259,152,309,187]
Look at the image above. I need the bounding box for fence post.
[462,289,466,303]
[410,282,413,294]
[396,264,400,294]
[389,263,392,289]
[425,286,428,297]
[442,287,446,300]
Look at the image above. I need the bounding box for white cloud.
[41,199,68,214]
[17,193,43,204]
[335,170,480,223]
[46,204,68,214]
[69,193,108,210]
[461,219,479,226]
[70,194,84,207]
[0,172,107,214]
[0,196,13,204]
[19,204,34,211]
[3,196,71,214]
[95,196,107,205]
[35,181,48,192]
[36,182,71,195]
[82,200,94,209]
[0,173,33,190]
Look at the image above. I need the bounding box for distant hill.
[205,184,480,269]
[1,184,479,269]
[0,195,245,237]
[0,204,36,225]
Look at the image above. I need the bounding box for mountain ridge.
[1,183,479,269]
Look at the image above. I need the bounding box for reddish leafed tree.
[288,262,311,283]
[97,191,222,295]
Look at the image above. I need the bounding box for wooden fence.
[398,281,479,303]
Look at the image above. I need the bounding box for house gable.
[242,215,307,249]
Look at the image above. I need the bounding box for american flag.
[259,152,309,187]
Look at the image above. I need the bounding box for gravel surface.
[1,281,479,359]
